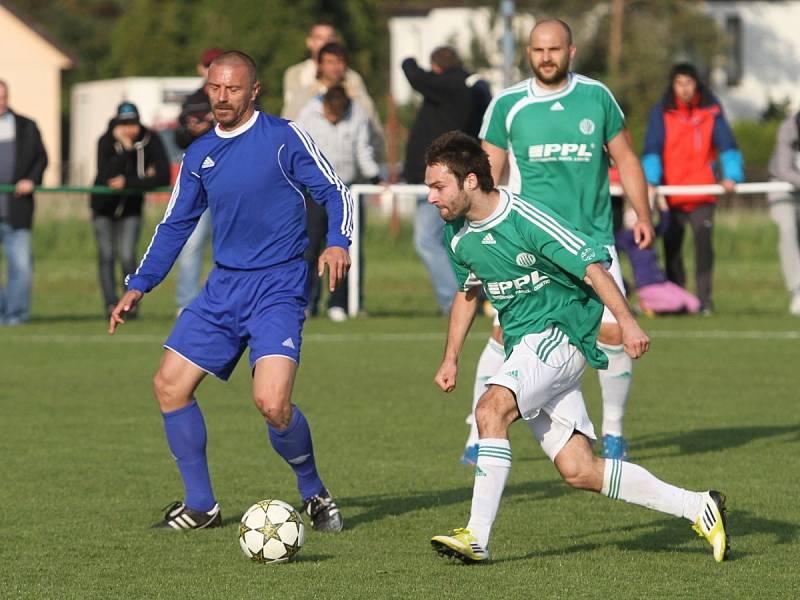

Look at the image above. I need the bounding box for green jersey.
[479,73,624,245]
[445,188,610,368]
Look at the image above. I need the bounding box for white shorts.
[487,326,596,460]
[601,245,626,324]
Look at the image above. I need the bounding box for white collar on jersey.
[528,73,575,99]
[215,110,260,138]
[468,188,513,231]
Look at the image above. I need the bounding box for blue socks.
[162,399,216,512]
[268,405,324,500]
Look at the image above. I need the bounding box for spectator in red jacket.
[642,63,744,314]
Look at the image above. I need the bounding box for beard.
[212,102,248,128]
[531,57,570,85]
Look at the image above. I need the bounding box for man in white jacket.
[767,112,800,315]
[296,85,381,321]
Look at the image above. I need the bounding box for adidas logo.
[288,453,310,465]
[201,156,215,169]
[550,101,565,111]
[282,337,295,349]
[505,370,519,379]
[474,465,487,477]
[481,233,496,245]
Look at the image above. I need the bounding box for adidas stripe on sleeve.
[511,198,610,279]
[286,122,354,248]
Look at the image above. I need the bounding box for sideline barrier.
[348,181,796,317]
[4,181,795,318]
[0,184,172,195]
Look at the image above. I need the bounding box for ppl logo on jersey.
[528,143,593,163]
[485,270,550,299]
[515,253,537,267]
[579,119,596,135]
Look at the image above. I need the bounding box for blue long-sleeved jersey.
[127,111,353,293]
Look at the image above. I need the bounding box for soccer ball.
[239,499,305,563]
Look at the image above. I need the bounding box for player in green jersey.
[459,19,654,465]
[426,132,728,564]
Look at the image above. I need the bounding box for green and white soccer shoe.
[692,490,730,562]
[431,528,489,564]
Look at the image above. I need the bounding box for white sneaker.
[327,307,348,322]
[790,292,800,316]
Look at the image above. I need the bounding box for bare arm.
[607,130,654,249]
[481,140,508,186]
[584,263,649,359]
[434,288,481,392]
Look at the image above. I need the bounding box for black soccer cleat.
[302,490,343,532]
[151,501,222,530]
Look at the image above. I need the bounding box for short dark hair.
[210,50,258,87]
[425,131,495,193]
[670,62,700,83]
[430,46,462,71]
[664,62,713,109]
[318,42,349,65]
[323,85,351,121]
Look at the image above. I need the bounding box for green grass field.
[1,201,798,599]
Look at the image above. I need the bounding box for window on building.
[725,14,743,87]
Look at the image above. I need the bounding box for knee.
[153,369,190,412]
[598,325,622,346]
[254,394,292,430]
[475,387,517,436]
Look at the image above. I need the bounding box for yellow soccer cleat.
[431,528,490,564]
[692,490,730,562]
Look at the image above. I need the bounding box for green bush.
[733,119,779,182]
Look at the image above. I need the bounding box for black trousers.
[663,202,715,309]
[304,196,364,315]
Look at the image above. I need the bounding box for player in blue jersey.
[108,51,350,532]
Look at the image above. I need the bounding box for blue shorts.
[165,258,308,380]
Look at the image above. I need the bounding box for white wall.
[389,7,534,104]
[705,1,800,120]
[69,77,201,185]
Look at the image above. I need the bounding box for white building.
[705,0,800,119]
[389,2,800,121]
[389,6,534,105]
[69,77,201,185]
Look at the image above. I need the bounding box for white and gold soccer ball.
[239,499,305,563]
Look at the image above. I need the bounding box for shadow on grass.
[342,478,569,529]
[497,508,797,563]
[631,424,799,458]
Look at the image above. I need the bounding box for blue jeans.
[175,209,212,311]
[0,222,33,325]
[414,198,456,313]
[92,215,142,309]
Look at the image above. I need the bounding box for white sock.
[466,438,511,547]
[602,459,704,521]
[598,343,632,436]
[465,338,505,448]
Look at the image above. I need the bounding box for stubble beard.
[531,59,569,86]
[213,102,251,130]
